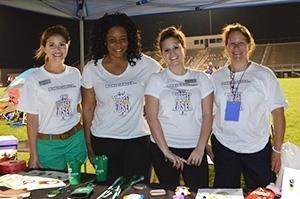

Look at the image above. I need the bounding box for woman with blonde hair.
[210,23,287,189]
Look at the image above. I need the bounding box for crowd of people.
[18,12,286,191]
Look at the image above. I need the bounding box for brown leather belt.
[37,123,83,140]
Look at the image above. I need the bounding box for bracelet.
[272,146,281,154]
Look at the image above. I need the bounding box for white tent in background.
[0,0,297,70]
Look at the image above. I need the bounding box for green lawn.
[1,78,300,186]
[280,78,300,145]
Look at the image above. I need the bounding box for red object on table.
[0,160,26,174]
[246,187,275,199]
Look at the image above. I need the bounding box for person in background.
[7,75,14,86]
[205,62,215,75]
[145,26,213,191]
[18,25,87,170]
[82,12,161,184]
[210,23,287,190]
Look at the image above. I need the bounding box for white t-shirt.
[81,54,161,139]
[145,68,214,148]
[18,65,81,134]
[211,62,287,153]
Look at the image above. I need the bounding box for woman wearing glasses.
[210,23,287,190]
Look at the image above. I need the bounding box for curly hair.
[90,12,142,66]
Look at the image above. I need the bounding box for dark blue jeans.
[211,134,276,190]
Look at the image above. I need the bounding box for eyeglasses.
[228,42,247,49]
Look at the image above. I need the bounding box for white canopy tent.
[0,0,298,70]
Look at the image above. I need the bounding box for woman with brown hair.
[145,26,213,191]
[18,25,86,170]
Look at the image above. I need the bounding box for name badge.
[224,101,241,121]
[39,79,51,86]
[185,79,196,84]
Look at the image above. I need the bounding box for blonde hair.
[34,25,70,60]
[222,23,255,59]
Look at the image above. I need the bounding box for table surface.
[26,174,196,199]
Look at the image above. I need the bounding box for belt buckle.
[59,132,70,140]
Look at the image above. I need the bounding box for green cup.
[94,155,108,182]
[67,160,82,185]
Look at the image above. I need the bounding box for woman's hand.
[205,144,214,162]
[271,152,281,173]
[87,145,95,166]
[28,154,41,169]
[163,150,186,170]
[187,147,204,166]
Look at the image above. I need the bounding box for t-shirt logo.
[173,89,192,115]
[113,91,130,116]
[56,94,71,120]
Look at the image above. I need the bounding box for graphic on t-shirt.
[56,94,72,120]
[172,89,192,115]
[112,91,130,116]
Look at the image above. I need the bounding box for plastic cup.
[94,155,108,182]
[67,160,82,185]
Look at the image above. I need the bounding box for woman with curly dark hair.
[82,12,161,184]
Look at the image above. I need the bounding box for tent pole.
[79,19,84,72]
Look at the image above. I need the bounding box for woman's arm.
[271,107,285,173]
[26,113,40,168]
[82,87,96,164]
[187,92,213,166]
[145,95,185,170]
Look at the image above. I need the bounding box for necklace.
[229,62,250,101]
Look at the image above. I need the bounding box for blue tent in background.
[7,68,34,90]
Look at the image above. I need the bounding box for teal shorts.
[37,129,87,171]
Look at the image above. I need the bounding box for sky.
[0,2,299,69]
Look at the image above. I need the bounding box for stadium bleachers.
[265,42,300,65]
[185,42,300,77]
[144,40,300,77]
[251,45,266,64]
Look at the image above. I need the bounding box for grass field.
[0,78,300,186]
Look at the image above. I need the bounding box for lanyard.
[229,63,249,100]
